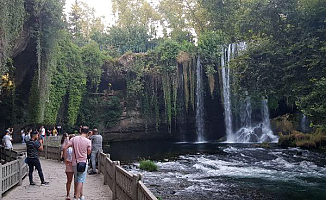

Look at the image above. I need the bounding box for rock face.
[102,109,173,142]
[99,56,226,142]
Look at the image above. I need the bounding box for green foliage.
[66,43,85,126]
[28,74,41,124]
[156,39,181,71]
[77,96,122,129]
[0,0,26,91]
[44,36,71,125]
[81,42,104,92]
[229,0,326,125]
[139,160,158,172]
[106,25,156,54]
[198,31,224,68]
[298,78,326,124]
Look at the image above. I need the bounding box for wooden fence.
[38,145,61,161]
[99,152,158,200]
[34,144,158,200]
[0,147,28,198]
[44,136,62,146]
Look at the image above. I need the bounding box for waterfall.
[221,42,278,143]
[259,99,278,143]
[196,56,205,142]
[301,114,309,133]
[234,99,278,143]
[240,95,252,128]
[222,44,234,142]
[235,96,256,142]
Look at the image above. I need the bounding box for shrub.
[296,140,317,149]
[139,160,158,172]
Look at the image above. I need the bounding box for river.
[104,140,326,200]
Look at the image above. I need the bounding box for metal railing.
[0,147,28,197]
[99,152,158,200]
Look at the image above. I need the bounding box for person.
[2,130,13,150]
[64,134,75,200]
[63,127,91,200]
[89,129,102,175]
[53,127,58,137]
[40,126,46,139]
[61,133,69,161]
[21,128,26,144]
[86,131,93,167]
[25,128,32,142]
[26,131,49,185]
[47,129,52,136]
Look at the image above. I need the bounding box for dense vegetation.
[0,0,325,136]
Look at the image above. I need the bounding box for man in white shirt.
[2,130,13,150]
[40,126,46,139]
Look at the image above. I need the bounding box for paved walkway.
[3,144,112,200]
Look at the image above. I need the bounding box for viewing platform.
[0,142,157,200]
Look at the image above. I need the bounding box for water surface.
[105,140,326,200]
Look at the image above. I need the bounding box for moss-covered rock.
[271,114,295,135]
[278,130,326,149]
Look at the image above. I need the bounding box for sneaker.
[41,181,49,185]
[80,196,85,200]
[30,182,36,185]
[89,171,97,175]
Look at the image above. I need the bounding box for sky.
[64,0,160,27]
[65,0,115,26]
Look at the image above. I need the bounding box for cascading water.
[234,99,278,143]
[196,56,205,142]
[260,99,278,142]
[300,113,309,133]
[221,44,234,142]
[222,43,278,143]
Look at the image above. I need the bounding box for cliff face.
[99,55,226,142]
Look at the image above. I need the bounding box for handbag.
[73,138,86,173]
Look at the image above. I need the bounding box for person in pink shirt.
[63,127,91,200]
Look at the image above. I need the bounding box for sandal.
[65,196,71,200]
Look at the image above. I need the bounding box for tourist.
[63,127,91,200]
[89,129,102,175]
[61,133,69,160]
[40,126,46,140]
[86,131,93,167]
[21,128,26,144]
[26,131,49,185]
[64,134,75,200]
[53,126,58,137]
[25,128,32,142]
[2,130,13,150]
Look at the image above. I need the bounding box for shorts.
[73,165,88,183]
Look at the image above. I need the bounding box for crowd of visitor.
[1,125,103,200]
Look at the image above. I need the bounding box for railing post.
[18,157,23,186]
[98,151,101,173]
[0,163,2,198]
[113,160,120,200]
[58,147,62,161]
[44,145,48,159]
[132,174,141,200]
[104,154,108,185]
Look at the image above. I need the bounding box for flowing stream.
[106,141,326,200]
